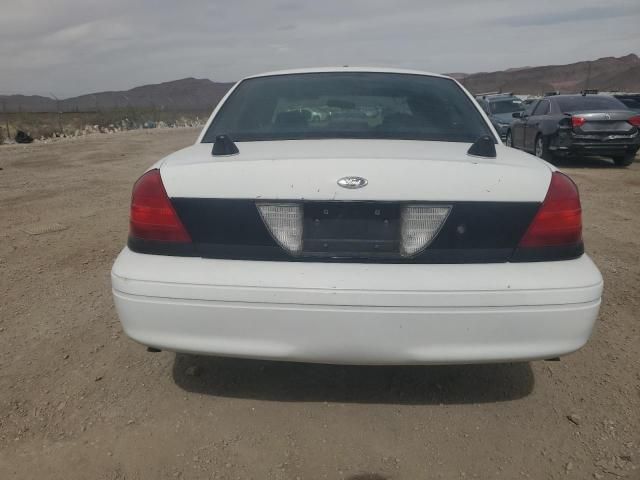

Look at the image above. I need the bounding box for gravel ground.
[0,128,638,480]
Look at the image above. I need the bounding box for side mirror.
[512,112,523,118]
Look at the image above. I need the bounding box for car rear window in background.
[532,100,550,116]
[489,99,525,114]
[616,96,640,110]
[555,95,628,112]
[203,72,492,143]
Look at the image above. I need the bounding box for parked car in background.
[476,93,526,141]
[522,96,541,107]
[506,94,640,166]
[111,68,603,365]
[613,93,640,114]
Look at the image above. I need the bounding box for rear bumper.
[551,130,640,156]
[111,248,603,365]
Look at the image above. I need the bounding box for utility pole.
[120,94,134,129]
[50,92,62,133]
[2,100,9,141]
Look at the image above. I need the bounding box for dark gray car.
[506,94,640,166]
[476,94,526,140]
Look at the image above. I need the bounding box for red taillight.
[518,172,582,248]
[629,115,640,127]
[129,169,191,243]
[571,116,586,128]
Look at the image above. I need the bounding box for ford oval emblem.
[337,176,368,189]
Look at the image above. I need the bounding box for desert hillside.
[1,54,639,113]
[0,78,234,113]
[455,54,640,94]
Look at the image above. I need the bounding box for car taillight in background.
[518,172,582,249]
[571,116,586,128]
[129,169,191,243]
[628,115,640,127]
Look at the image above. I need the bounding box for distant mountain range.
[453,53,640,95]
[1,54,638,113]
[0,78,234,113]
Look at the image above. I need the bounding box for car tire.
[505,130,513,148]
[612,152,635,167]
[534,134,553,161]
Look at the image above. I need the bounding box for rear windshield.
[616,96,640,110]
[489,98,525,114]
[555,95,627,113]
[202,72,492,143]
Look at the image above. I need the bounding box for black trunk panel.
[158,198,541,263]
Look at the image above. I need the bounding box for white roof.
[243,67,450,80]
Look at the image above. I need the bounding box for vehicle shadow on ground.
[553,156,617,169]
[172,354,534,404]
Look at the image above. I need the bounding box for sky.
[1,0,639,98]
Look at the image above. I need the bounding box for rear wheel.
[505,130,513,148]
[612,152,636,167]
[534,134,553,161]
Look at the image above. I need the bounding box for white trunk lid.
[160,140,550,202]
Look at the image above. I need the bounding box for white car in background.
[111,68,603,365]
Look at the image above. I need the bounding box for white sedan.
[111,68,603,365]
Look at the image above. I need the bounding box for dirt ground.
[0,128,638,480]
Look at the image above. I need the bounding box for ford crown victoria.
[111,68,603,365]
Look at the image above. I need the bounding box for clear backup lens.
[400,205,451,256]
[257,203,304,254]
